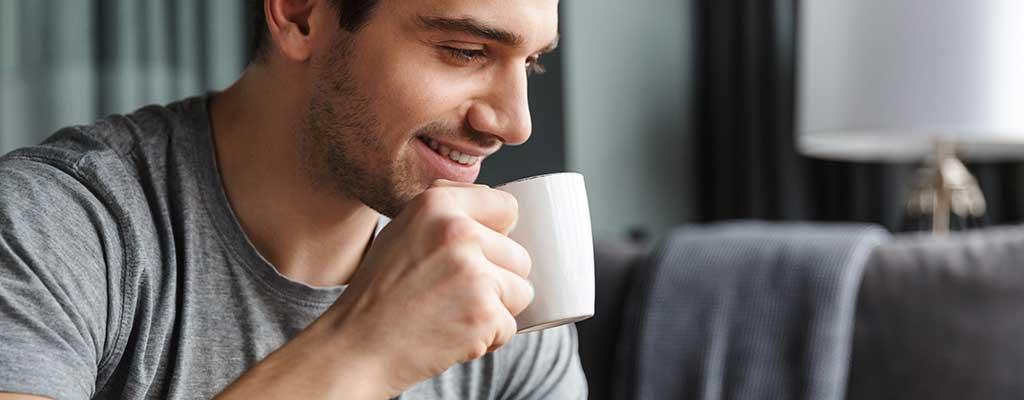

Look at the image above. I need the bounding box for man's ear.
[264,0,324,62]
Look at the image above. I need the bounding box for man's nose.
[466,66,532,146]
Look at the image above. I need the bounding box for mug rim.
[495,171,583,189]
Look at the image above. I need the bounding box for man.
[0,0,586,398]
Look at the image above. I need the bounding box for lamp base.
[905,141,987,235]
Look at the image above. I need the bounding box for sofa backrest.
[848,226,1024,399]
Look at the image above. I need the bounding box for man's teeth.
[426,138,480,165]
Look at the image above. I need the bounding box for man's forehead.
[388,0,559,50]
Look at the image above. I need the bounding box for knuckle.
[438,216,479,245]
[507,296,527,317]
[466,342,489,361]
[462,302,497,329]
[521,278,536,306]
[502,191,519,215]
[485,310,517,352]
[498,190,519,222]
[498,314,518,344]
[445,247,481,278]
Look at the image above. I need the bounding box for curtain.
[693,0,1024,231]
[0,0,249,153]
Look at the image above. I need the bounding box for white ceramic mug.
[496,172,595,334]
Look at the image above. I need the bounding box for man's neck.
[208,65,379,287]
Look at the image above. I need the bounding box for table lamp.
[797,0,1024,233]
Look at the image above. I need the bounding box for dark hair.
[247,0,379,62]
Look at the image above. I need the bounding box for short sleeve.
[494,324,589,400]
[0,156,122,399]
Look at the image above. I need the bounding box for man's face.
[301,0,559,217]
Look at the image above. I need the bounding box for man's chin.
[363,182,427,219]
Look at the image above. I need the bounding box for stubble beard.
[299,36,420,219]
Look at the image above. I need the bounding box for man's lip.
[414,136,481,183]
[416,135,498,158]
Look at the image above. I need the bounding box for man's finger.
[429,180,519,235]
[487,261,535,317]
[476,224,532,279]
[488,307,519,353]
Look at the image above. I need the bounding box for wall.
[563,0,697,241]
[0,0,247,153]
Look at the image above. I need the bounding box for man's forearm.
[215,320,391,400]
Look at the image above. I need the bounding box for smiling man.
[0,0,586,399]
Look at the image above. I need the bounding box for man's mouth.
[416,136,481,166]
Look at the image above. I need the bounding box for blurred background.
[5,0,1024,244]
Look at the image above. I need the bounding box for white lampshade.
[797,0,1024,162]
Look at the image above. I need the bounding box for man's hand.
[325,180,534,395]
[218,180,533,399]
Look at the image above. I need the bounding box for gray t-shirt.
[0,97,587,400]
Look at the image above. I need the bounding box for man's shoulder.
[0,96,210,260]
[0,129,137,264]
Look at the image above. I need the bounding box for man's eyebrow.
[418,15,559,53]
[418,16,523,47]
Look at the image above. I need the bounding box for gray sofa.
[577,223,1024,400]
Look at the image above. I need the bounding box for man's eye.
[442,46,486,63]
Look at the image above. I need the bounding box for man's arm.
[213,311,390,399]
[0,157,120,399]
[0,394,50,400]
